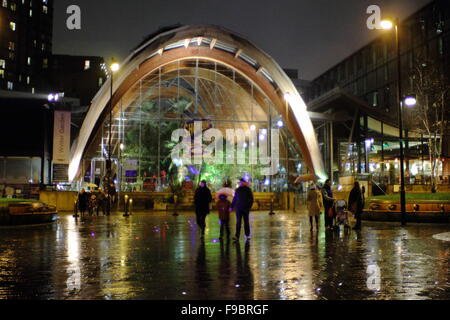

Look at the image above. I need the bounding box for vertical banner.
[52,111,71,182]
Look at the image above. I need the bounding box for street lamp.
[105,59,120,192]
[381,19,415,226]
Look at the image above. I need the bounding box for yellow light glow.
[380,20,394,30]
[111,62,120,72]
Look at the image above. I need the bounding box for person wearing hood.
[194,180,213,238]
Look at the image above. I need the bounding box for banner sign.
[52,111,71,164]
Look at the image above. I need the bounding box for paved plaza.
[1,210,450,300]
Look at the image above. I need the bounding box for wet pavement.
[1,210,450,300]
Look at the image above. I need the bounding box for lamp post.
[381,19,417,226]
[105,60,120,191]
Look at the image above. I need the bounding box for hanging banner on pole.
[53,111,71,164]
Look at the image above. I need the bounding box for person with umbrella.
[194,180,213,239]
[306,183,324,231]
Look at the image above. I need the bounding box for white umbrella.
[216,187,235,199]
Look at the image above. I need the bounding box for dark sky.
[53,0,431,80]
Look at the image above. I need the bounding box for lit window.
[10,2,16,11]
[84,60,91,70]
[9,41,15,51]
[0,70,4,79]
[32,87,35,94]
[2,0,7,8]
[7,81,14,90]
[29,9,32,17]
[27,76,30,84]
[27,57,31,65]
[0,59,5,69]
[43,5,47,13]
[10,22,16,31]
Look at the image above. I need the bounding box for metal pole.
[395,20,407,226]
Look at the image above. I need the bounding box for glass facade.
[80,59,306,193]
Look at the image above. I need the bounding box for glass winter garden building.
[69,25,326,193]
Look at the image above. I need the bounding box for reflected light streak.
[66,218,81,291]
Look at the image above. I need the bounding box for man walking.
[231,178,254,242]
[194,180,213,239]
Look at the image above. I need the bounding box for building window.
[84,60,91,70]
[10,2,16,11]
[43,58,48,69]
[9,52,15,60]
[8,41,15,51]
[27,57,31,66]
[27,76,30,85]
[0,59,5,69]
[10,22,16,31]
[2,0,7,8]
[0,70,4,79]
[7,81,13,90]
[43,5,47,13]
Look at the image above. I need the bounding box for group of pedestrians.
[194,178,254,242]
[307,179,364,231]
[77,184,117,217]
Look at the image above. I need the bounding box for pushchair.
[333,200,356,231]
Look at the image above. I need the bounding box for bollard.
[269,198,276,215]
[172,195,179,216]
[123,195,130,217]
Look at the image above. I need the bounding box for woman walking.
[348,181,364,230]
[306,184,324,231]
[194,180,213,238]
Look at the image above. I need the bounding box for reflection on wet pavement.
[0,211,449,300]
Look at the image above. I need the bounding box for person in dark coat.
[216,194,231,239]
[96,188,107,216]
[348,181,364,230]
[231,179,254,242]
[77,189,89,217]
[321,179,335,229]
[194,180,213,238]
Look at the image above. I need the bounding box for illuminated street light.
[110,62,120,72]
[379,17,408,226]
[277,120,284,128]
[404,96,417,107]
[380,20,394,30]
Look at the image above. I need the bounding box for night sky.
[53,0,431,80]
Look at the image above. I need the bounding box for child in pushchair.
[333,200,354,231]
